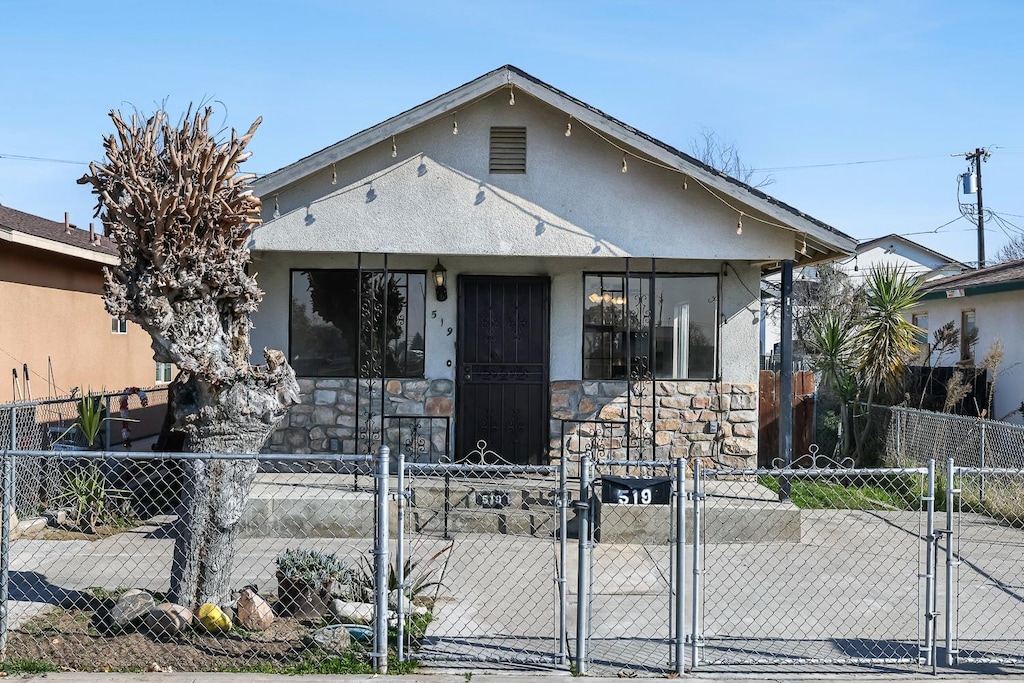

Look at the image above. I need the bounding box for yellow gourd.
[197,602,232,633]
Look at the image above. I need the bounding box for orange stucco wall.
[0,242,158,403]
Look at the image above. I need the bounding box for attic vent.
[489,127,527,173]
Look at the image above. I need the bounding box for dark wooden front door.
[457,276,550,465]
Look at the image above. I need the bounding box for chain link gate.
[691,458,935,670]
[396,445,563,666]
[573,454,687,676]
[947,463,1024,666]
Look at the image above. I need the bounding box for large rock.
[237,588,275,631]
[329,600,374,625]
[309,624,351,655]
[111,589,155,629]
[143,603,193,636]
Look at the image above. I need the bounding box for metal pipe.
[557,423,568,665]
[690,458,702,670]
[574,449,592,675]
[779,259,794,501]
[674,457,686,675]
[373,443,390,673]
[978,422,986,501]
[945,457,956,667]
[923,459,936,666]
[355,252,363,493]
[0,451,11,661]
[395,446,406,662]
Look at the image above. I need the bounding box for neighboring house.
[915,260,1024,424]
[249,65,856,466]
[761,234,966,360]
[0,205,160,403]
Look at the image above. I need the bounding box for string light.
[273,195,280,218]
[800,234,808,255]
[736,213,743,235]
[508,83,515,106]
[391,136,397,158]
[452,117,459,135]
[331,163,337,185]
[621,155,628,173]
[682,176,688,190]
[565,117,572,137]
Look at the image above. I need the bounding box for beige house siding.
[0,240,157,403]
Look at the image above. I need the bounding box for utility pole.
[957,147,991,269]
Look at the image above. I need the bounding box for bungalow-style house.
[915,259,1024,424]
[0,205,160,404]
[761,233,965,361]
[249,65,856,466]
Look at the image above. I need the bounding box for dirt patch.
[16,524,129,542]
[8,606,338,672]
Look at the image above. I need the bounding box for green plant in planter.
[275,548,352,619]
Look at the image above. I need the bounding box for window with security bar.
[289,269,426,378]
[583,273,717,380]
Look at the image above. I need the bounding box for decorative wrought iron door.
[457,276,550,465]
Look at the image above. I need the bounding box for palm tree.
[808,264,923,465]
[851,264,923,463]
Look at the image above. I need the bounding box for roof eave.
[0,227,119,265]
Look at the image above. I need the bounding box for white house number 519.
[616,488,653,505]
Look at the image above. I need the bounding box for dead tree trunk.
[78,107,297,610]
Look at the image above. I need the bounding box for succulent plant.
[275,548,351,586]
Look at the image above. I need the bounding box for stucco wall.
[249,253,762,385]
[915,292,1024,424]
[0,243,158,403]
[252,90,793,263]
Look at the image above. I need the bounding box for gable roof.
[254,65,856,266]
[0,204,118,265]
[920,258,1024,300]
[857,233,967,268]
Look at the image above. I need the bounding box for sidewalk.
[16,672,1017,682]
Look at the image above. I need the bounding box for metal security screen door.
[456,276,550,464]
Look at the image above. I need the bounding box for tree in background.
[992,234,1024,264]
[808,264,923,464]
[78,108,299,609]
[689,127,775,188]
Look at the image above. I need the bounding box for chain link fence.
[397,447,562,666]
[1,389,168,517]
[948,466,1024,665]
[696,461,931,668]
[886,407,1024,472]
[0,449,384,673]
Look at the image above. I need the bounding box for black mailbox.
[600,475,672,506]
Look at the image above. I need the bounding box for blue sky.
[3,0,1023,266]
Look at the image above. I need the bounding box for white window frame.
[155,362,173,384]
[111,317,128,334]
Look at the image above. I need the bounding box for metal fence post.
[373,444,390,673]
[395,446,406,663]
[978,422,986,501]
[574,449,592,675]
[673,458,686,675]
[945,457,956,667]
[922,459,936,668]
[0,450,11,662]
[557,438,568,665]
[690,459,702,670]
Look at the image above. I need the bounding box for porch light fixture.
[432,259,448,302]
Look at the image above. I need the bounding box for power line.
[753,153,949,173]
[0,152,89,165]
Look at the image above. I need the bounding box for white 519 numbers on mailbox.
[616,488,653,505]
